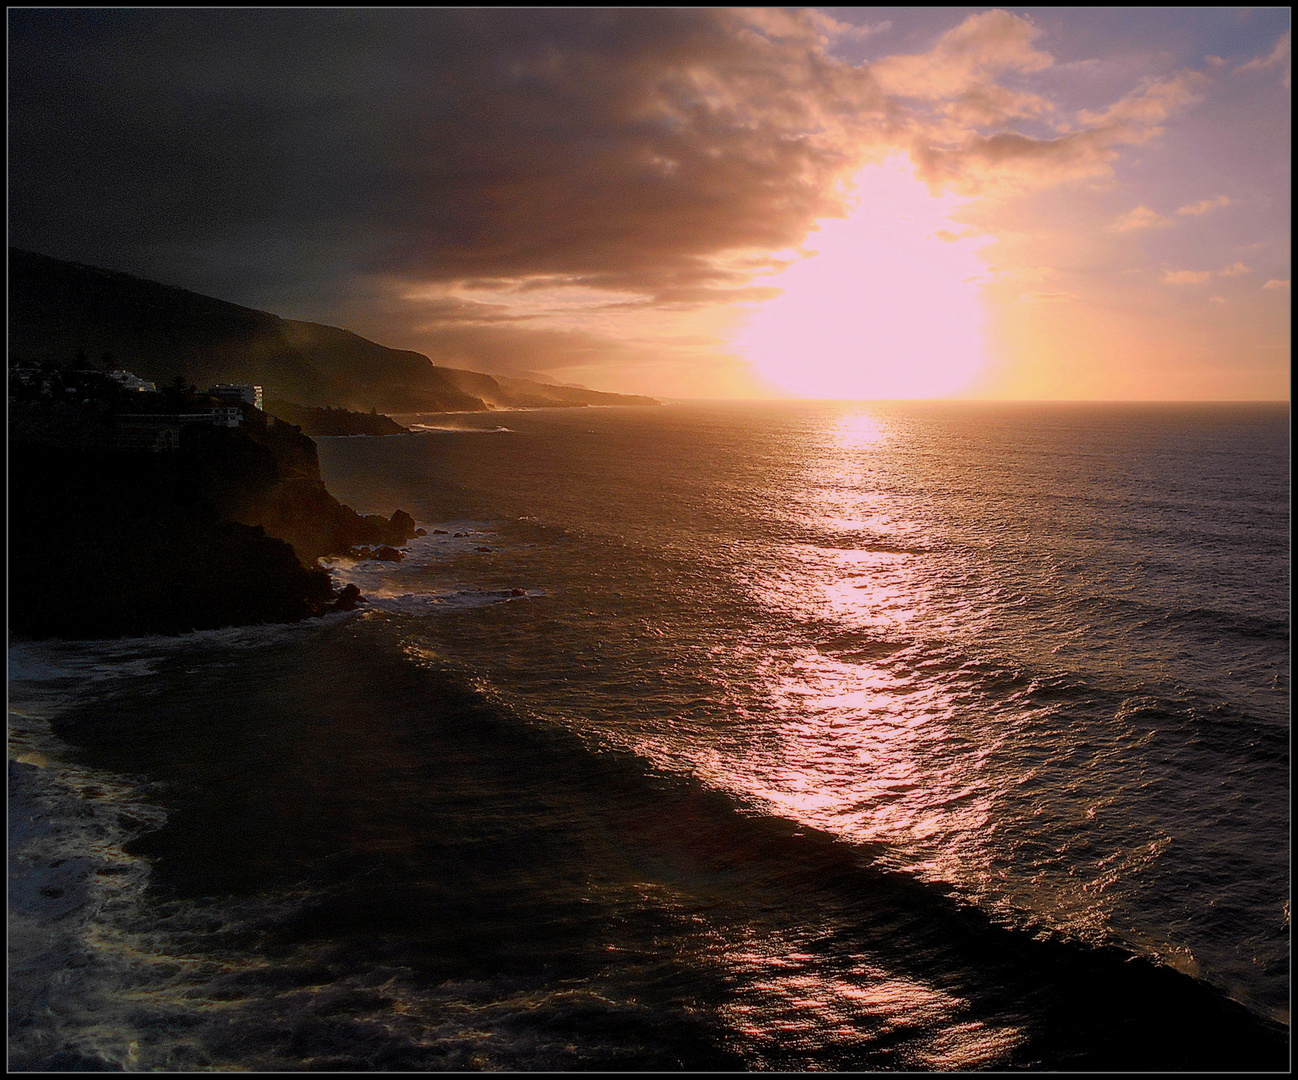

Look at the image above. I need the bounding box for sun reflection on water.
[692,404,1021,902]
[670,404,1154,956]
[834,412,888,450]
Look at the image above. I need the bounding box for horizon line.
[644,396,1291,406]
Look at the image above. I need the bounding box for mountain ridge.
[8,248,659,413]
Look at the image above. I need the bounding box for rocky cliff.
[9,407,419,639]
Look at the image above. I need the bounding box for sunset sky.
[10,8,1291,400]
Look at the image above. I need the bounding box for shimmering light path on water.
[321,402,1288,1018]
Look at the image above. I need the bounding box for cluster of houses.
[10,362,269,452]
[110,378,268,451]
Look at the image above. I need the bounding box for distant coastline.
[8,248,660,415]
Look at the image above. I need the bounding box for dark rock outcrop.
[8,441,336,638]
[329,584,364,612]
[263,399,411,436]
[8,412,419,640]
[175,420,418,565]
[389,509,417,536]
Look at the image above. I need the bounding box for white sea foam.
[360,588,543,614]
[320,520,540,614]
[8,670,172,1069]
[406,423,514,433]
[314,432,414,439]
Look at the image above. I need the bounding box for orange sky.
[518,11,1292,401]
[391,10,1291,401]
[12,8,1290,400]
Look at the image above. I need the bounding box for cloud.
[870,9,1053,100]
[1263,279,1290,289]
[1076,70,1207,130]
[1237,30,1290,74]
[5,8,1217,299]
[1152,261,1249,287]
[933,228,981,243]
[7,8,1263,389]
[802,11,892,43]
[10,8,893,311]
[868,10,1057,135]
[1176,195,1231,216]
[1108,205,1172,232]
[910,66,1209,196]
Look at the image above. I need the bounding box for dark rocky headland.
[9,370,420,640]
[263,399,411,437]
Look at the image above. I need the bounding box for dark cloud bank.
[15,9,1220,385]
[11,8,892,378]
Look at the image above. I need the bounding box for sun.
[736,155,988,400]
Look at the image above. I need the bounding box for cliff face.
[8,414,417,640]
[8,439,333,638]
[8,248,659,413]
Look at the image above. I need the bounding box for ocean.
[8,400,1289,1070]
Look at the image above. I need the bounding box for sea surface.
[9,401,1289,1070]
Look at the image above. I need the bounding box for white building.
[208,383,264,410]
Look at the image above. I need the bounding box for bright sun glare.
[738,156,987,400]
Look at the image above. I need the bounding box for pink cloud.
[908,63,1209,197]
[1237,30,1290,74]
[1076,70,1207,135]
[1177,195,1231,216]
[1162,269,1212,284]
[869,9,1053,101]
[1108,205,1172,232]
